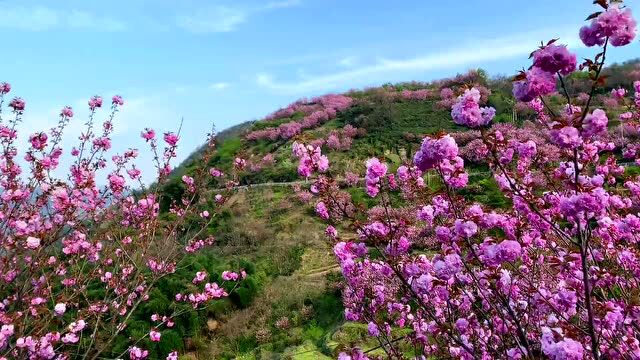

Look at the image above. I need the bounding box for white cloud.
[263,0,302,10]
[209,82,230,90]
[338,56,358,67]
[176,6,248,33]
[67,10,127,32]
[177,1,301,34]
[0,6,126,32]
[256,27,583,94]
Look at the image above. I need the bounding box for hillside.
[173,58,640,186]
[157,59,640,359]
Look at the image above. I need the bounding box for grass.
[198,187,345,359]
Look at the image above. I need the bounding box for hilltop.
[171,58,640,189]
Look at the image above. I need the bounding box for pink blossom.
[60,106,74,118]
[111,95,124,106]
[192,271,207,284]
[532,44,577,75]
[54,303,66,316]
[88,96,103,110]
[209,167,223,177]
[0,82,10,94]
[413,134,459,171]
[580,6,637,47]
[141,128,155,141]
[454,220,478,238]
[108,173,126,193]
[513,67,556,102]
[163,132,179,146]
[128,346,149,360]
[221,271,239,281]
[26,236,41,249]
[325,225,338,239]
[611,87,627,98]
[9,97,25,111]
[315,201,330,219]
[62,333,79,344]
[234,157,246,170]
[541,330,584,360]
[364,158,387,197]
[149,330,161,342]
[451,88,495,127]
[550,126,582,148]
[582,108,608,137]
[365,158,387,180]
[68,320,86,333]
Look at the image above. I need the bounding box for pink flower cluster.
[176,282,228,309]
[291,142,329,177]
[513,66,557,102]
[325,124,363,151]
[413,134,459,171]
[245,94,352,141]
[532,44,577,75]
[364,157,388,197]
[400,89,432,101]
[580,5,637,47]
[451,87,496,127]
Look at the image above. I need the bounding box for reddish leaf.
[586,11,602,20]
[512,71,527,82]
[597,75,608,86]
[593,0,608,9]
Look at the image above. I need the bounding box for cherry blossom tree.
[0,86,240,359]
[295,2,640,359]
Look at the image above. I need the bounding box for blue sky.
[2,0,639,183]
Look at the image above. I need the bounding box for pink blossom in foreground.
[413,134,459,171]
[88,95,103,110]
[296,3,640,358]
[9,97,25,111]
[0,84,234,359]
[112,95,124,105]
[532,43,577,75]
[141,128,155,141]
[364,157,387,197]
[60,106,74,118]
[0,82,10,94]
[163,132,179,146]
[513,67,557,102]
[580,5,636,47]
[292,142,329,177]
